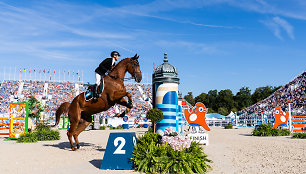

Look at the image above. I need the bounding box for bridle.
[108,58,140,81]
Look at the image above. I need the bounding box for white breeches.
[95,73,102,86]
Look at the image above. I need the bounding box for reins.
[107,58,139,81]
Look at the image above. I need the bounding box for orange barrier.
[0,117,10,135]
[0,103,29,140]
[292,115,306,133]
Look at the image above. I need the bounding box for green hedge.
[252,123,291,136]
[17,123,60,143]
[292,133,306,139]
[131,132,211,173]
[109,125,123,130]
[99,126,106,130]
[224,123,233,129]
[17,132,38,143]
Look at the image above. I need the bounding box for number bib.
[100,132,137,170]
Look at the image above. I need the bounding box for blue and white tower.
[152,53,180,135]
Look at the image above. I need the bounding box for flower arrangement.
[132,131,211,173]
[161,127,191,151]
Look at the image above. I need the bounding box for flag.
[153,62,155,70]
[29,69,31,73]
[23,68,25,72]
[20,69,21,73]
[54,70,55,74]
[43,69,45,73]
[34,69,36,73]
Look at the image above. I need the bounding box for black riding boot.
[93,84,99,99]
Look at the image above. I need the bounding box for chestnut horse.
[53,54,142,151]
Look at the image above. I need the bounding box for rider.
[94,51,120,99]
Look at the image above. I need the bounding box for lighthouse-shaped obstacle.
[152,53,181,135]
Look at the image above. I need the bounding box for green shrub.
[224,123,233,129]
[17,132,38,143]
[35,129,60,141]
[17,123,60,143]
[292,133,306,139]
[252,123,291,136]
[36,122,51,131]
[280,129,291,136]
[131,132,211,174]
[116,125,123,129]
[100,126,106,130]
[147,126,153,133]
[146,108,164,133]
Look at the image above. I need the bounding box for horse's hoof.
[76,144,80,149]
[119,113,125,118]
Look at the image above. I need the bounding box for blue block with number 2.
[100,132,137,170]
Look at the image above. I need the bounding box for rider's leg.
[94,73,101,99]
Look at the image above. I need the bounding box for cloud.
[273,17,294,39]
[156,40,222,55]
[225,0,306,21]
[260,17,294,40]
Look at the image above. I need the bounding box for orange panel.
[293,130,306,132]
[292,124,306,128]
[292,116,306,118]
[292,120,306,122]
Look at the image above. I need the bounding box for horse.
[53,54,142,151]
[53,102,70,126]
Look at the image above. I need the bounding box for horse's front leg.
[116,98,132,117]
[126,92,133,108]
[112,91,133,108]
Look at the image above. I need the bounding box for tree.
[146,108,164,133]
[184,92,195,106]
[207,90,218,111]
[194,92,209,106]
[27,96,44,119]
[218,107,228,116]
[235,87,252,110]
[217,89,234,115]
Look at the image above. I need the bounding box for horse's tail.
[52,102,70,127]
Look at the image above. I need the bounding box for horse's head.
[127,54,142,83]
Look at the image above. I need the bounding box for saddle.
[84,79,104,101]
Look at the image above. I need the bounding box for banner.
[9,103,29,139]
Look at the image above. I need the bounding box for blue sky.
[0,0,305,96]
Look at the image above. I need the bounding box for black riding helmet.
[111,51,120,57]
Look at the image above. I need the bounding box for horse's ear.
[132,53,138,60]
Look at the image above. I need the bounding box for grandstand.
[239,71,306,117]
[0,80,153,119]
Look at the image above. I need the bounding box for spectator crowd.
[240,71,306,116]
[0,80,153,119]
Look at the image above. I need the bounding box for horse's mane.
[110,57,130,72]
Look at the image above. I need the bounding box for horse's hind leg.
[67,104,81,151]
[67,120,78,151]
[73,119,91,149]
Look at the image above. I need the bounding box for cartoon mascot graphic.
[184,102,210,131]
[273,106,289,128]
